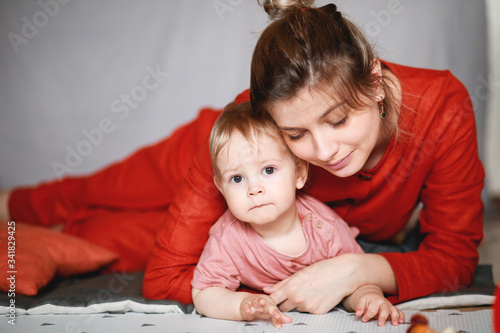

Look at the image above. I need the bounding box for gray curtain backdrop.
[0,1,489,198]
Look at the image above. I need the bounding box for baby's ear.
[295,159,309,190]
[213,176,223,193]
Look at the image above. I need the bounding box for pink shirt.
[192,193,363,291]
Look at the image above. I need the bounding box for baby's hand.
[347,285,405,327]
[240,294,292,328]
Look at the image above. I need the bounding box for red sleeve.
[234,89,250,104]
[380,74,485,303]
[142,143,227,303]
[142,92,251,302]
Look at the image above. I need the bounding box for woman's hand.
[240,294,292,329]
[264,253,397,314]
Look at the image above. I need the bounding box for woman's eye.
[288,133,303,141]
[230,175,243,183]
[263,167,276,175]
[331,116,347,128]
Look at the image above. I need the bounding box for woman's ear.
[371,58,383,95]
[295,159,309,190]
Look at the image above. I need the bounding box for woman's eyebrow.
[277,125,302,131]
[319,101,346,120]
[277,101,345,131]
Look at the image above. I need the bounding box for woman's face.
[270,87,384,178]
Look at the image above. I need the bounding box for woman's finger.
[267,277,293,306]
[264,276,290,296]
[269,289,287,307]
[277,298,298,313]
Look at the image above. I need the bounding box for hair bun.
[259,0,316,20]
[323,3,342,21]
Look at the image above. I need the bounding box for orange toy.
[406,314,456,333]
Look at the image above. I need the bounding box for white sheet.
[0,293,493,316]
[1,309,493,333]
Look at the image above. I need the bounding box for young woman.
[0,0,484,314]
[243,0,484,313]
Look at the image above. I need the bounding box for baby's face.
[215,131,305,229]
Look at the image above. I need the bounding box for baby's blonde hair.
[209,101,299,180]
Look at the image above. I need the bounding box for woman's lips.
[327,152,352,171]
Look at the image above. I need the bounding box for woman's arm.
[192,287,291,328]
[265,253,397,314]
[142,144,227,303]
[379,74,484,303]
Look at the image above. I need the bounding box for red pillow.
[0,222,118,296]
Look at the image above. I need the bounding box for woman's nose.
[314,131,339,162]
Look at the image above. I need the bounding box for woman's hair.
[209,101,299,180]
[251,0,399,140]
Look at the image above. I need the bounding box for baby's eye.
[230,175,244,183]
[263,167,276,175]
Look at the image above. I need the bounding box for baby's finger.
[355,301,367,318]
[261,298,281,317]
[389,307,405,326]
[280,312,293,324]
[272,314,284,329]
[241,301,260,321]
[399,310,405,323]
[361,302,379,323]
[271,309,293,328]
[242,302,252,314]
[248,298,274,320]
[376,304,391,327]
[240,303,255,321]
